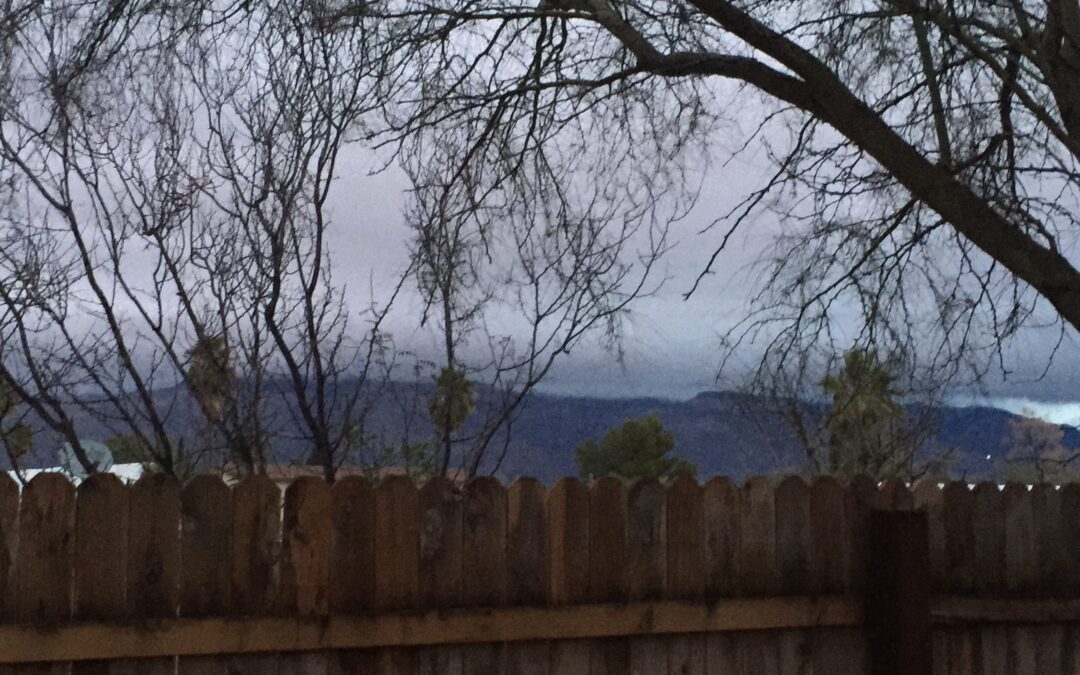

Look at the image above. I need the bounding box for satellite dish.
[58,439,114,479]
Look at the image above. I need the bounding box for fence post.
[865,509,932,675]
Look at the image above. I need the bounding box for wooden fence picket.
[941,482,976,674]
[971,482,1007,675]
[330,476,379,675]
[546,478,589,675]
[1004,483,1038,675]
[0,474,16,625]
[374,475,421,674]
[702,477,739,675]
[416,475,462,675]
[774,476,812,675]
[506,478,548,675]
[588,476,629,675]
[280,476,332,675]
[462,477,507,674]
[74,474,128,675]
[123,473,181,675]
[178,475,233,675]
[667,475,706,675]
[228,475,282,675]
[626,479,666,674]
[0,474,16,675]
[16,474,74,675]
[6,471,1080,674]
[1032,484,1066,672]
[1062,484,1080,673]
[810,476,862,675]
[737,477,780,675]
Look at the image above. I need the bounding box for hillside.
[8,381,1078,482]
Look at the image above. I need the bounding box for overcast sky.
[325,138,1080,425]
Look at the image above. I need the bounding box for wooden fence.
[0,471,1077,674]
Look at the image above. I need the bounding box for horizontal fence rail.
[0,471,1078,673]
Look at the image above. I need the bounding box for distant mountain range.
[9,381,1078,482]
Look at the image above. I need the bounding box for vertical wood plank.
[702,477,739,675]
[124,473,180,675]
[280,477,332,675]
[229,474,282,675]
[1062,485,1080,675]
[462,478,507,674]
[865,510,931,675]
[375,475,421,674]
[912,480,945,593]
[667,476,704,675]
[506,478,548,675]
[331,476,378,675]
[588,477,629,675]
[971,482,1006,675]
[417,476,461,675]
[702,477,739,598]
[810,476,862,675]
[0,474,17,624]
[774,476,813,675]
[74,474,128,675]
[1003,483,1037,675]
[737,477,779,675]
[178,475,232,675]
[16,474,75,675]
[626,479,667,675]
[547,478,589,675]
[332,476,377,612]
[1032,484,1065,673]
[848,475,879,595]
[738,477,777,597]
[941,482,975,675]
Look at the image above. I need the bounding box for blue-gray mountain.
[10,382,1076,482]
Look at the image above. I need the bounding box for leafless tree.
[0,1,400,480]
[340,0,1080,401]
[402,90,670,478]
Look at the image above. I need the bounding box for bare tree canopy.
[359,0,1080,390]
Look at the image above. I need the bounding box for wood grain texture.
[1003,483,1037,675]
[667,475,705,675]
[329,478,378,674]
[912,480,945,594]
[15,474,74,675]
[280,477,332,675]
[738,477,779,675]
[179,476,233,675]
[0,595,858,663]
[229,475,283,675]
[231,475,281,614]
[546,478,589,675]
[0,474,17,624]
[124,473,180,675]
[971,482,1007,675]
[331,476,376,613]
[506,479,547,675]
[462,477,507,674]
[418,476,462,675]
[702,477,739,599]
[374,476,421,674]
[627,480,667,674]
[74,474,129,675]
[774,476,812,675]
[588,477,628,675]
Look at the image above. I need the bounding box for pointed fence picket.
[0,472,1078,673]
